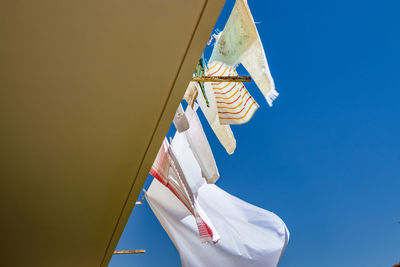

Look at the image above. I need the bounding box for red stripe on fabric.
[214,83,243,91]
[213,81,232,90]
[150,168,194,215]
[219,101,257,121]
[166,184,191,211]
[216,89,243,105]
[218,95,253,115]
[150,168,166,185]
[219,65,229,76]
[207,64,223,76]
[195,215,213,241]
[212,81,222,86]
[207,62,218,71]
[213,83,239,95]
[202,219,214,239]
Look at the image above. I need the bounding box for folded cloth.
[207,61,259,125]
[184,105,219,183]
[209,0,278,106]
[173,103,189,133]
[146,179,290,267]
[196,81,236,154]
[150,138,220,243]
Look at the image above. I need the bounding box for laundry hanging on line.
[172,103,220,183]
[171,129,203,194]
[146,178,289,267]
[182,0,278,152]
[206,61,259,125]
[173,103,189,133]
[209,0,278,106]
[183,82,198,108]
[182,104,220,183]
[150,138,220,243]
[145,0,289,263]
[195,80,237,154]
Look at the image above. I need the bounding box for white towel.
[196,81,236,154]
[183,105,220,183]
[209,0,278,106]
[146,179,289,267]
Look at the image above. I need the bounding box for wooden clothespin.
[113,250,146,255]
[187,76,251,108]
[135,189,146,205]
[191,76,251,83]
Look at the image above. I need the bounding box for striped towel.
[207,61,259,125]
[150,138,220,243]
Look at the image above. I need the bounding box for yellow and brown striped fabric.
[206,61,259,125]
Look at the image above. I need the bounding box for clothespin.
[135,189,146,205]
[113,250,146,255]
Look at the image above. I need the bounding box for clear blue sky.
[110,0,400,266]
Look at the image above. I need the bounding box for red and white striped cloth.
[146,178,290,267]
[150,138,220,243]
[206,61,259,125]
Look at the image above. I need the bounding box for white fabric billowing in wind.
[209,0,278,106]
[184,105,219,183]
[146,179,289,267]
[196,81,236,154]
[150,138,220,243]
[170,132,221,242]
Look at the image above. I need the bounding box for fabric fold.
[170,131,204,194]
[184,105,220,183]
[150,138,220,243]
[146,178,289,267]
[209,0,278,106]
[195,81,236,154]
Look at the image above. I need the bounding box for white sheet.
[146,179,289,267]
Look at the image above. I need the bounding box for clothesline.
[113,250,146,255]
[140,0,289,266]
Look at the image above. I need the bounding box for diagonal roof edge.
[100,0,226,265]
